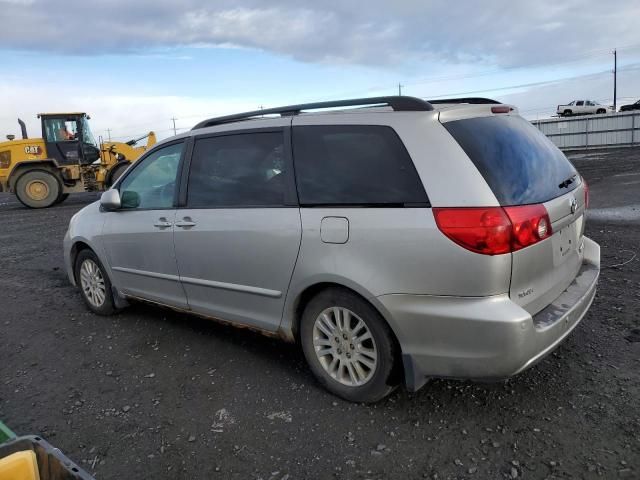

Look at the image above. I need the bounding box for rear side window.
[443,116,578,205]
[292,125,428,206]
[187,132,286,207]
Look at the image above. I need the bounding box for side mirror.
[100,189,121,211]
[120,190,140,209]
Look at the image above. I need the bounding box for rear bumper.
[378,237,600,392]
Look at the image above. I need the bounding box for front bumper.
[378,237,600,392]
[63,230,76,286]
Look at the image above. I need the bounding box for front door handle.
[175,217,196,228]
[153,217,173,228]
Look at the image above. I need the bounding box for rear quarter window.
[292,125,428,206]
[443,115,578,205]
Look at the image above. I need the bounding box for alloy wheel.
[312,306,378,387]
[79,259,106,307]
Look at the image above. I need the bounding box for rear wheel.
[300,288,398,403]
[74,249,117,315]
[56,192,70,204]
[15,170,61,208]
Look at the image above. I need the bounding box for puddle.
[587,205,640,222]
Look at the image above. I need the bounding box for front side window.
[292,125,428,206]
[576,101,584,106]
[44,118,79,142]
[187,132,286,207]
[118,142,183,209]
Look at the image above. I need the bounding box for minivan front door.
[173,129,301,332]
[101,141,187,308]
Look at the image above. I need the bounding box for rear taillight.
[432,207,512,255]
[582,178,589,209]
[503,204,552,251]
[433,205,552,255]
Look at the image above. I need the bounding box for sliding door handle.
[175,217,196,228]
[153,217,172,228]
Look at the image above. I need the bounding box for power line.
[422,62,640,100]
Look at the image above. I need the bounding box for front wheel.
[74,249,117,315]
[300,288,398,403]
[596,108,606,114]
[563,110,572,117]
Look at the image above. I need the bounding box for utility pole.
[171,117,177,136]
[613,49,617,112]
[106,128,111,141]
[398,83,403,96]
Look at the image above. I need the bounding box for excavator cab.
[39,113,100,165]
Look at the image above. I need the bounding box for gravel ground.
[0,148,639,479]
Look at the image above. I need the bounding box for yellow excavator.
[0,113,156,208]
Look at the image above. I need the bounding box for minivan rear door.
[442,114,587,315]
[173,127,302,332]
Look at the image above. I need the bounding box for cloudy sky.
[1,0,639,141]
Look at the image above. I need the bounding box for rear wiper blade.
[558,174,577,189]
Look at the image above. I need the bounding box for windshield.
[80,117,97,147]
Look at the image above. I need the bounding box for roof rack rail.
[427,97,501,105]
[192,96,433,130]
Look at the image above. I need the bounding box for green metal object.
[0,420,16,443]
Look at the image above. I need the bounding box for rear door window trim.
[291,124,430,208]
[180,127,298,209]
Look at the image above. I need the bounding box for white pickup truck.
[556,100,613,117]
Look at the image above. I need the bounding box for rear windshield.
[443,115,578,205]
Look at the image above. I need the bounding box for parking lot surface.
[1,148,639,479]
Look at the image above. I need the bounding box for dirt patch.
[1,147,639,479]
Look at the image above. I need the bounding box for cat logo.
[24,145,42,155]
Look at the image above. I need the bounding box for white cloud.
[0,81,263,142]
[1,1,638,67]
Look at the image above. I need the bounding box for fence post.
[585,117,589,149]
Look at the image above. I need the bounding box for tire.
[300,288,398,403]
[56,193,70,204]
[15,170,61,208]
[107,162,130,187]
[74,249,117,316]
[596,109,606,114]
[563,110,572,117]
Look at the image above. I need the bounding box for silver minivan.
[64,97,600,402]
